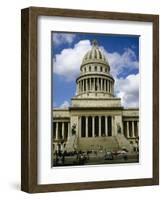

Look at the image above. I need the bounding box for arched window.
[89,66,91,72]
[100,66,103,72]
[95,66,97,71]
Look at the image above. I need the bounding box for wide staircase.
[78,135,133,152]
[65,134,133,153]
[115,135,133,153]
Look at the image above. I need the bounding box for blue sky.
[52,32,139,108]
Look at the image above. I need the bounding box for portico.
[78,115,112,138]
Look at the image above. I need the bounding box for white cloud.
[53,39,139,107]
[53,40,91,81]
[60,100,70,108]
[102,47,139,78]
[115,73,139,107]
[53,33,76,46]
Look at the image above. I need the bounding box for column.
[96,78,99,90]
[92,116,95,137]
[78,117,81,137]
[137,121,139,137]
[68,122,70,139]
[86,116,88,137]
[86,79,88,92]
[107,80,109,93]
[78,82,80,94]
[105,79,107,91]
[108,80,110,93]
[101,78,103,91]
[132,121,135,138]
[88,78,90,91]
[104,79,106,91]
[126,121,129,138]
[98,78,100,91]
[80,81,82,93]
[83,79,85,92]
[99,116,101,137]
[62,122,64,139]
[105,80,108,92]
[77,82,79,94]
[91,78,93,91]
[105,116,108,136]
[111,116,115,136]
[110,81,112,94]
[56,122,58,140]
[99,78,101,91]
[81,80,83,92]
[94,78,96,91]
[112,83,114,95]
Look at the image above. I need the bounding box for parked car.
[116,150,128,160]
[104,151,114,160]
[117,150,127,155]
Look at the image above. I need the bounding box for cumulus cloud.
[60,100,70,108]
[102,47,139,78]
[53,33,76,46]
[115,74,139,107]
[53,39,139,107]
[53,40,91,81]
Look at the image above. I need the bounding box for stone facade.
[52,40,139,153]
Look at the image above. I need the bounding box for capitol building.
[52,40,139,154]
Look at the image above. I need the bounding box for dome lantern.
[92,39,98,47]
[81,40,109,67]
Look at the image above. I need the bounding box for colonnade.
[124,121,139,138]
[77,77,113,94]
[53,121,70,140]
[53,119,139,141]
[78,116,112,138]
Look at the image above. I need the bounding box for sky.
[52,32,139,108]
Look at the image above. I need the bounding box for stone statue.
[117,123,121,134]
[71,123,76,135]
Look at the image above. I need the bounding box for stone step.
[65,134,134,152]
[115,135,133,152]
[78,136,120,151]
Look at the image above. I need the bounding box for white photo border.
[37,16,153,184]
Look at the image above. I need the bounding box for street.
[53,152,139,167]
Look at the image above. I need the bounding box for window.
[100,66,102,72]
[89,66,91,72]
[95,66,97,71]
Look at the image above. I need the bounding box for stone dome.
[81,40,109,66]
[75,40,114,99]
